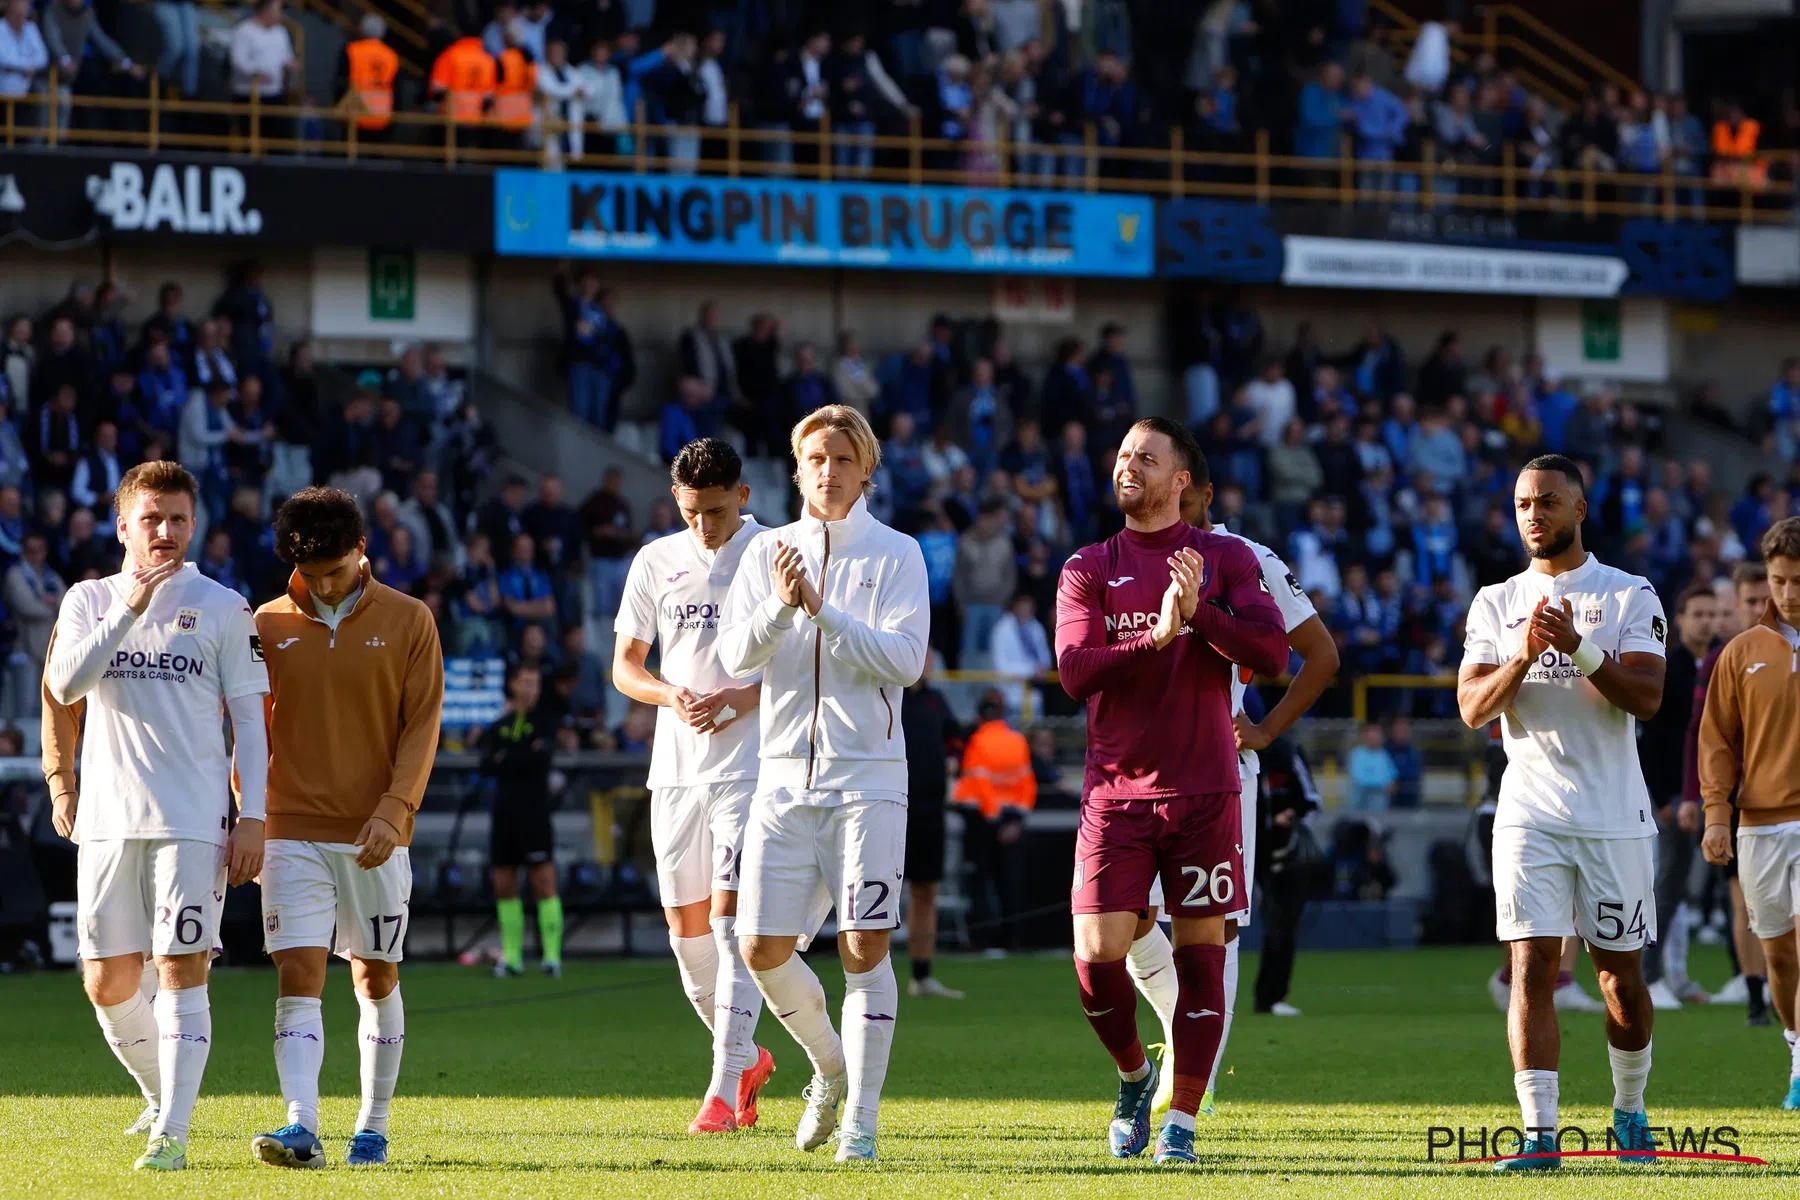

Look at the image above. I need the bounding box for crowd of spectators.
[551,269,1800,725]
[4,0,1775,211]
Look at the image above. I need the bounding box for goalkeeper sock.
[496,897,525,970]
[536,895,564,967]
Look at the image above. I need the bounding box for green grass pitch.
[3,944,1797,1197]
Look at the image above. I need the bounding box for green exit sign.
[1581,299,1621,363]
[369,247,415,322]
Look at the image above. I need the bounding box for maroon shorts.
[1071,791,1244,918]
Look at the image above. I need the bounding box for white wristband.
[1571,637,1605,677]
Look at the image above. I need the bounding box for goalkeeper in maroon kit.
[1055,418,1289,1165]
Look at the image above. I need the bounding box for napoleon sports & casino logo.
[1424,1119,1765,1166]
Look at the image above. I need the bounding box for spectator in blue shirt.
[781,342,837,424]
[1769,358,1800,462]
[1409,409,1465,494]
[1731,475,1778,553]
[1380,391,1419,478]
[1346,722,1397,811]
[1535,374,1579,452]
[1385,716,1423,808]
[1294,61,1349,159]
[1085,322,1137,422]
[884,411,932,524]
[138,338,188,437]
[1078,51,1143,152]
[916,504,960,664]
[1346,70,1409,189]
[1347,324,1407,401]
[554,266,615,429]
[1334,561,1387,674]
[1412,495,1458,587]
[1053,420,1099,542]
[497,531,558,640]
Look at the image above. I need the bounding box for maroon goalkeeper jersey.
[1054,521,1288,800]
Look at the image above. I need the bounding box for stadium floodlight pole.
[1455,453,1668,1170]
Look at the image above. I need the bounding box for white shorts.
[1736,820,1800,940]
[261,840,413,962]
[1493,825,1656,950]
[738,790,907,937]
[1148,769,1256,922]
[77,839,226,961]
[650,782,756,909]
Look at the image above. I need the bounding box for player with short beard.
[46,461,270,1171]
[1458,454,1668,1169]
[1055,417,1289,1164]
[1123,477,1339,1122]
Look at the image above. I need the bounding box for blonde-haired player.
[47,461,271,1171]
[719,405,930,1162]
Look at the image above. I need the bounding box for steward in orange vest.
[428,34,496,126]
[491,43,537,134]
[955,711,1038,821]
[1711,104,1766,189]
[340,17,400,132]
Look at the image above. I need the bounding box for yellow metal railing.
[4,90,1788,225]
[1370,0,1642,113]
[1350,673,1458,722]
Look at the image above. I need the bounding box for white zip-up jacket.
[719,494,929,799]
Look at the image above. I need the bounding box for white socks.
[355,987,405,1137]
[274,996,325,1134]
[1514,1068,1558,1139]
[152,984,211,1143]
[1786,1028,1800,1081]
[750,953,845,1080]
[1125,924,1177,1047]
[139,956,159,1003]
[708,916,761,1105]
[95,992,162,1107]
[1608,1041,1652,1113]
[841,957,898,1135]
[1208,939,1240,1091]
[671,932,719,1032]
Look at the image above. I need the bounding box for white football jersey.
[1462,554,1667,839]
[1217,525,1317,776]
[59,565,270,846]
[616,517,763,789]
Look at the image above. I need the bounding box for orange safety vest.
[954,719,1038,821]
[1711,117,1766,188]
[491,47,536,131]
[429,37,496,125]
[344,37,399,131]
